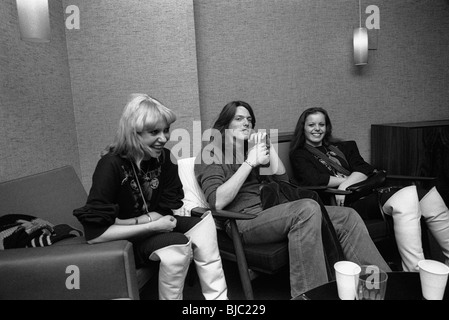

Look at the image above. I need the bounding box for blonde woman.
[74,93,227,300]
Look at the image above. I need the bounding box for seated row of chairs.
[0,138,438,300]
[177,136,438,299]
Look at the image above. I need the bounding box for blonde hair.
[105,93,176,168]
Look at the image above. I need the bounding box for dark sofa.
[0,166,153,300]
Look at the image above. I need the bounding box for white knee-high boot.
[382,185,424,272]
[419,187,449,266]
[185,211,228,300]
[149,240,192,300]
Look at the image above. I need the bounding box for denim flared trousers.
[234,199,391,298]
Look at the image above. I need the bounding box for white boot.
[149,240,192,300]
[185,211,228,300]
[419,187,449,266]
[382,185,424,272]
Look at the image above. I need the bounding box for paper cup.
[334,261,361,300]
[418,259,449,300]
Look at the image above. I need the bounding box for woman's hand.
[335,194,346,206]
[115,211,164,225]
[335,178,350,206]
[149,215,177,232]
[145,211,163,222]
[334,172,369,206]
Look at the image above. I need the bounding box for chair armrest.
[346,170,387,193]
[386,174,437,182]
[289,183,351,195]
[296,185,329,191]
[322,188,352,195]
[0,240,140,300]
[191,207,257,220]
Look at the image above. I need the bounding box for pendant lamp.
[16,0,50,42]
[353,0,368,65]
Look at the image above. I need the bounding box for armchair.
[276,135,444,269]
[176,157,341,300]
[0,166,153,300]
[318,170,438,242]
[278,135,437,244]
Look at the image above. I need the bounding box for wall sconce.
[353,0,368,65]
[16,0,51,42]
[354,27,368,65]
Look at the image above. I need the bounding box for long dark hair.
[205,101,256,161]
[211,101,256,135]
[289,107,334,155]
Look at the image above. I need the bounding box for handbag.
[259,178,322,211]
[259,177,345,278]
[346,169,387,200]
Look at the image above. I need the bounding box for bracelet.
[244,160,255,168]
[147,213,153,223]
[134,218,138,225]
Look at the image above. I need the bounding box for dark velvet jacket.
[74,149,183,240]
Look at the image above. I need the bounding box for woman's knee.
[137,232,190,258]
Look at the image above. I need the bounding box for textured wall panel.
[194,0,449,161]
[63,0,201,189]
[1,0,80,182]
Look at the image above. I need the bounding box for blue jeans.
[233,199,391,298]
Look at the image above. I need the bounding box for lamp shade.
[353,27,368,65]
[16,0,50,42]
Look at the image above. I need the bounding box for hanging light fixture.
[16,0,51,42]
[353,0,368,65]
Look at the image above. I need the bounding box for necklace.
[139,161,161,189]
[131,163,151,214]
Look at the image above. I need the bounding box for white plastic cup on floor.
[418,259,449,300]
[334,261,361,300]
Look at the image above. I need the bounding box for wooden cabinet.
[371,120,449,204]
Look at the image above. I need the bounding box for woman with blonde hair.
[74,93,227,300]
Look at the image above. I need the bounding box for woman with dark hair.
[290,107,334,153]
[195,101,390,298]
[289,107,371,205]
[289,107,449,272]
[74,93,228,300]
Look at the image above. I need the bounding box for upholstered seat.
[0,166,154,300]
[175,156,291,299]
[217,232,289,273]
